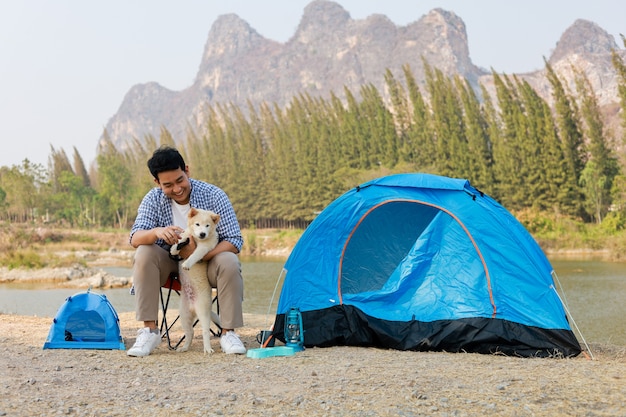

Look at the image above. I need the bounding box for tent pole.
[550,271,594,360]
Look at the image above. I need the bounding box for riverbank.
[0,249,134,289]
[0,226,296,289]
[0,224,623,291]
[1,311,625,416]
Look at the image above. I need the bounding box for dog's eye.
[195,222,200,227]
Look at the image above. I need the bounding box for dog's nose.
[199,232,206,239]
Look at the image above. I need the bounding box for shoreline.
[0,246,623,291]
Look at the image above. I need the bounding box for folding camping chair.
[159,273,222,350]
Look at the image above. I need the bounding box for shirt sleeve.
[129,189,162,246]
[212,187,244,252]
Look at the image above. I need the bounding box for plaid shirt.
[130,178,243,251]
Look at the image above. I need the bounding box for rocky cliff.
[101,0,625,154]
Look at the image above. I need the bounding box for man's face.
[155,167,191,205]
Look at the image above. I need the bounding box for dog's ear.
[212,213,220,224]
[189,207,198,218]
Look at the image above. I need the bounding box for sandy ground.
[1,311,625,417]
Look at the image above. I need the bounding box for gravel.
[1,312,624,416]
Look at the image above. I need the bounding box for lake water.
[0,258,287,328]
[1,258,624,346]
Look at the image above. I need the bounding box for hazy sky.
[0,0,624,169]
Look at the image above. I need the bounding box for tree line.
[1,50,626,231]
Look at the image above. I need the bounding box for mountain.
[100,0,625,155]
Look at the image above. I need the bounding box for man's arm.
[177,237,239,261]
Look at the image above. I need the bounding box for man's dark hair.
[147,146,186,180]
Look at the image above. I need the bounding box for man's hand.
[155,226,184,246]
[178,236,196,259]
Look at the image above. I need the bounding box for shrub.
[1,250,45,270]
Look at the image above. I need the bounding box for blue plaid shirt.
[130,178,243,251]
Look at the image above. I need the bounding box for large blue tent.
[272,173,581,357]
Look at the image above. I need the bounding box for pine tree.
[515,77,565,209]
[403,64,435,170]
[612,35,626,140]
[455,76,493,188]
[72,146,90,188]
[229,102,268,220]
[158,126,176,148]
[359,83,398,168]
[48,146,74,192]
[490,72,525,208]
[343,87,369,169]
[424,63,468,177]
[575,70,620,223]
[479,84,501,198]
[545,61,585,216]
[609,35,626,222]
[384,68,411,163]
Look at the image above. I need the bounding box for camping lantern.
[285,307,304,351]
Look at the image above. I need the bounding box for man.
[127,146,246,357]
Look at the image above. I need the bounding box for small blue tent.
[43,290,125,350]
[272,173,581,357]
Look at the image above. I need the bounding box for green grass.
[516,210,626,260]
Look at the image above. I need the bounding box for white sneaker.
[220,331,246,354]
[127,327,161,357]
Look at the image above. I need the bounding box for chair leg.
[210,295,222,337]
[160,283,180,350]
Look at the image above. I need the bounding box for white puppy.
[170,207,221,354]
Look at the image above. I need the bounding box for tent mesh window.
[64,310,106,342]
[341,201,438,294]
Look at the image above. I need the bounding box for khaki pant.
[132,244,244,329]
